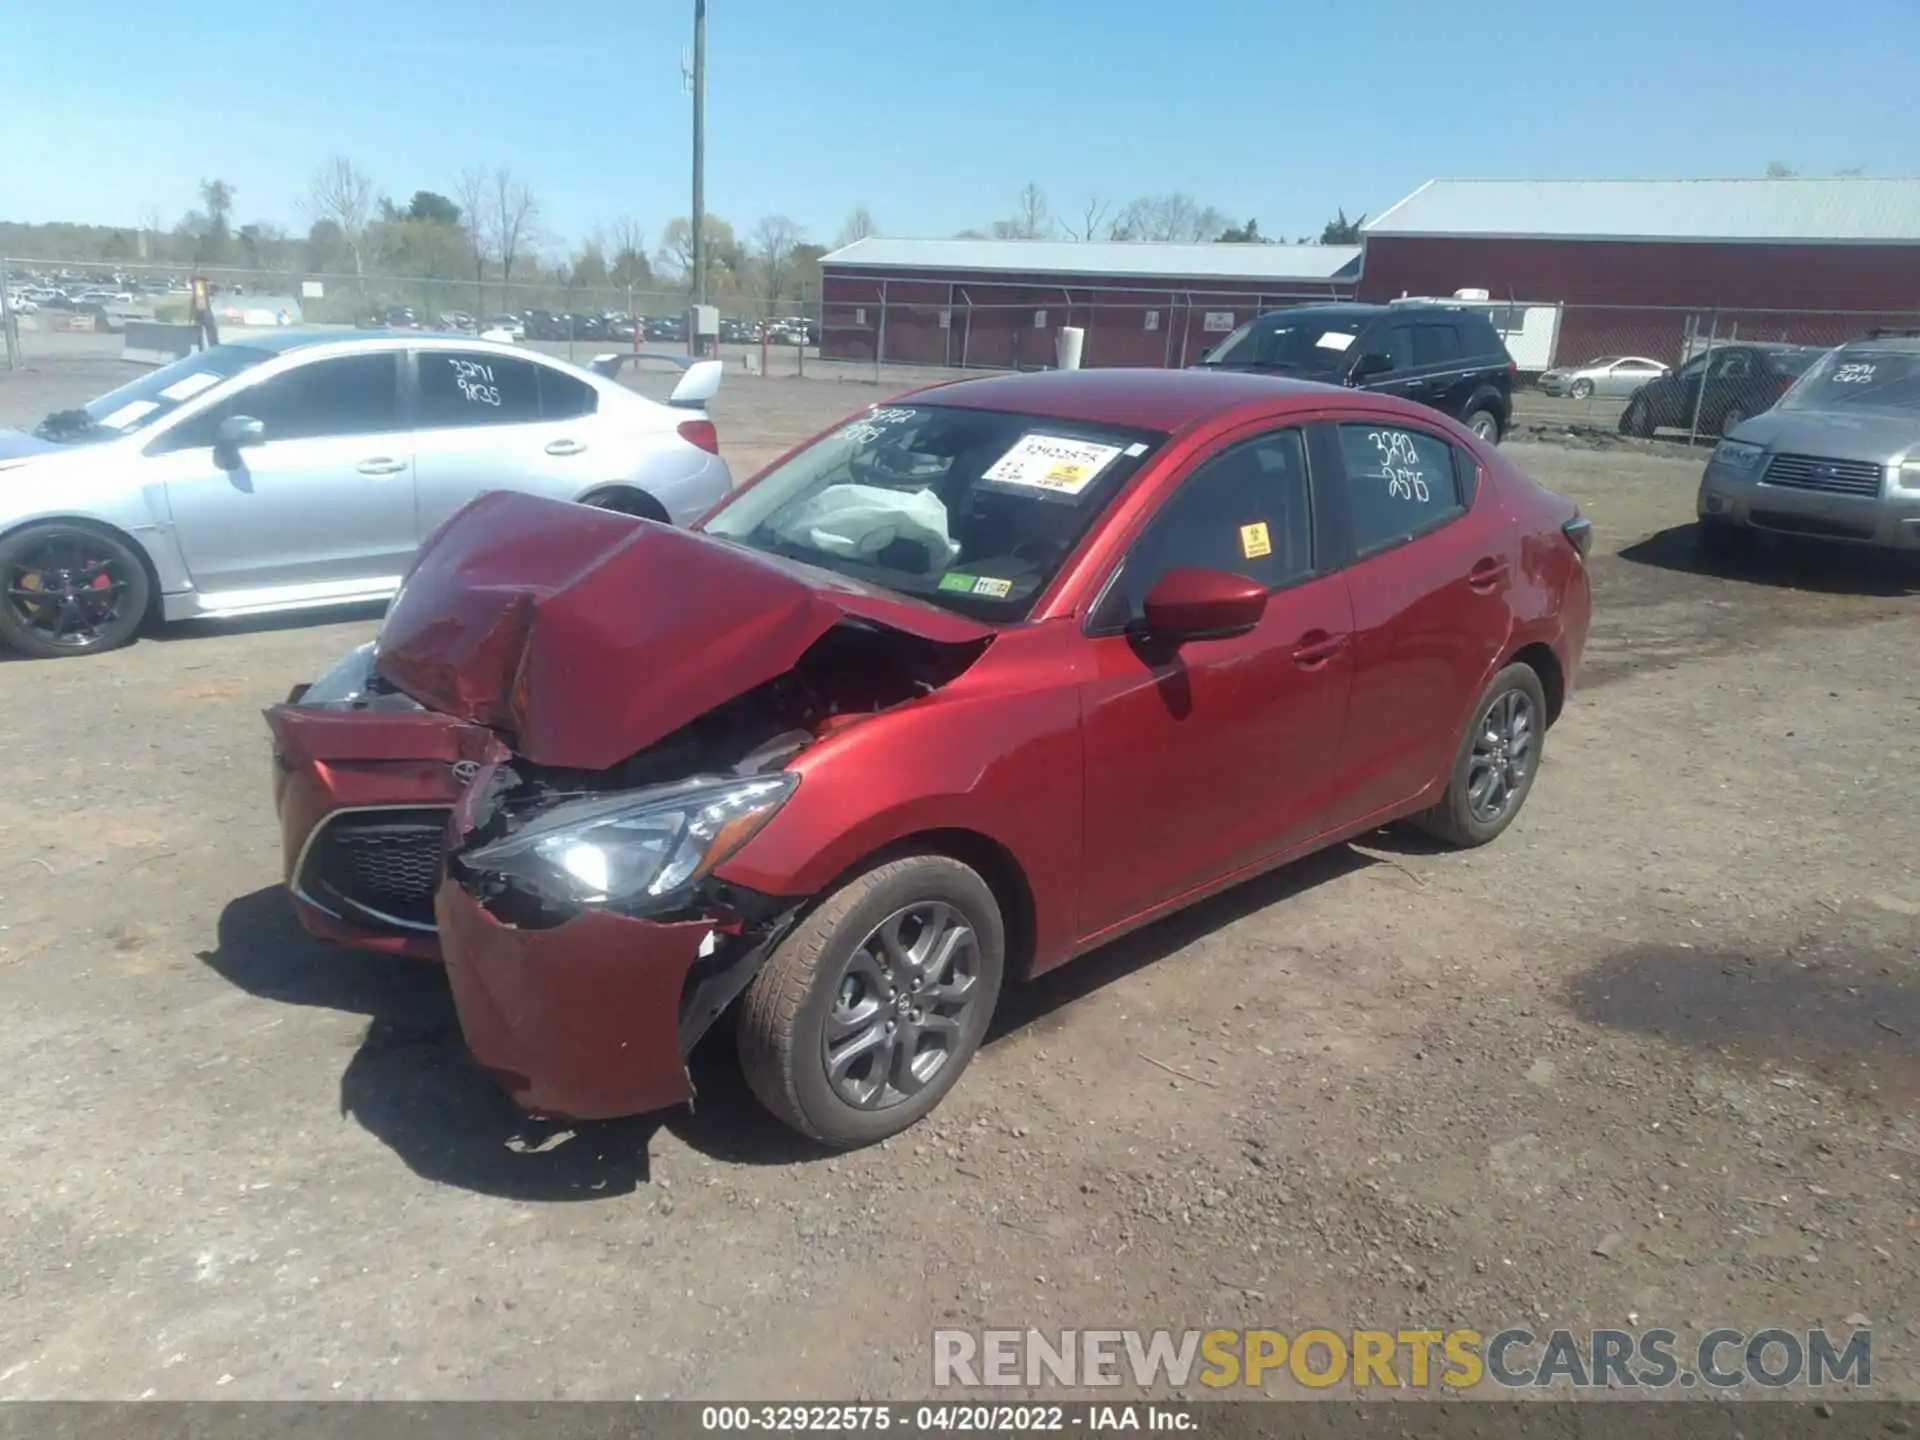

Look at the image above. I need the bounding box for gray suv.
[1697,332,1920,556]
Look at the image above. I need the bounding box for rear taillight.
[677,418,719,454]
[1562,514,1593,560]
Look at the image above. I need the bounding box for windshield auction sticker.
[982,434,1125,497]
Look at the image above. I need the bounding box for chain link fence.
[1,255,834,374]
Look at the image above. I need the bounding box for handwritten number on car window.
[1369,429,1429,503]
[447,358,501,406]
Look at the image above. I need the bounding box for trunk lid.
[374,490,994,772]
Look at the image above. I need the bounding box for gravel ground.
[1,352,1917,1402]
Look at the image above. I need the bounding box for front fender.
[714,624,1086,967]
[0,450,190,593]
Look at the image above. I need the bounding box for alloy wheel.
[822,901,982,1110]
[4,529,137,652]
[1466,689,1537,825]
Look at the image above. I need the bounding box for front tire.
[1414,663,1548,848]
[0,522,151,659]
[1465,409,1501,444]
[737,854,1006,1148]
[1569,379,1594,400]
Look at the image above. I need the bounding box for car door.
[1606,358,1663,397]
[409,349,603,534]
[1076,423,1355,942]
[1319,416,1515,829]
[1655,351,1712,427]
[1704,347,1756,429]
[147,349,417,599]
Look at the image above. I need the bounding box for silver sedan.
[1538,355,1670,399]
[0,332,732,657]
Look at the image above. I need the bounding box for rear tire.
[1413,663,1548,849]
[581,487,669,523]
[1465,409,1501,444]
[737,854,1005,1148]
[1620,397,1654,438]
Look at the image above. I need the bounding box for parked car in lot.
[266,367,1592,1145]
[1618,342,1822,439]
[1697,332,1920,556]
[1196,302,1516,443]
[0,333,731,658]
[1538,355,1670,399]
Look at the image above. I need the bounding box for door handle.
[545,439,587,456]
[356,457,406,476]
[1468,558,1509,592]
[1290,630,1349,668]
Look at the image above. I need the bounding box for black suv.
[1195,302,1516,442]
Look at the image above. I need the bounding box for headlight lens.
[463,774,798,908]
[1711,439,1766,475]
[1897,460,1920,493]
[299,641,379,705]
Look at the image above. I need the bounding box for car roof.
[907,367,1356,432]
[230,329,539,354]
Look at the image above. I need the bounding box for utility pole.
[690,0,707,334]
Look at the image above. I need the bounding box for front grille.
[1760,453,1886,497]
[298,808,451,932]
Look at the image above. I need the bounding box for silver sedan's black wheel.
[0,522,151,659]
[1414,662,1549,848]
[738,854,1004,1147]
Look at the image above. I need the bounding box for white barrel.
[1055,326,1085,371]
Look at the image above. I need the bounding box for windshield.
[1198,312,1367,377]
[702,403,1166,620]
[1778,347,1920,413]
[31,344,271,446]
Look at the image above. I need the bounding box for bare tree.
[484,168,540,291]
[992,182,1052,240]
[607,215,651,297]
[834,205,879,248]
[303,157,374,274]
[1063,197,1111,242]
[1112,192,1225,243]
[750,215,803,307]
[454,168,491,312]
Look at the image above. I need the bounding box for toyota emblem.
[451,760,481,784]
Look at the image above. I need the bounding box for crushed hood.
[374,490,994,771]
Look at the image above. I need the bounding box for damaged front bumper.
[267,696,506,959]
[434,876,790,1121]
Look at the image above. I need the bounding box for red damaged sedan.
[266,369,1591,1147]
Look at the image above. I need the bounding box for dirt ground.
[1,353,1917,1403]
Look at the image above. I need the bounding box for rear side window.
[538,367,599,420]
[1413,323,1462,366]
[1456,314,1506,359]
[415,352,542,427]
[1336,423,1465,556]
[1766,349,1819,378]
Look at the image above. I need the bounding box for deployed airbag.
[771,482,960,569]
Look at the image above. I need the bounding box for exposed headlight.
[296,640,423,710]
[1896,459,1920,493]
[1711,439,1767,475]
[463,774,798,908]
[299,641,379,705]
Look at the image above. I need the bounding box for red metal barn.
[1356,178,1920,363]
[818,238,1363,371]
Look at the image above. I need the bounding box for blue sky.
[6,0,1916,257]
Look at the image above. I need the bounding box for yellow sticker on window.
[1240,522,1272,560]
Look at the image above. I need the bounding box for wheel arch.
[811,827,1040,984]
[1504,640,1565,729]
[576,484,669,523]
[0,512,167,623]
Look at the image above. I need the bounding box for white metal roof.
[820,237,1364,283]
[1364,177,1920,244]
